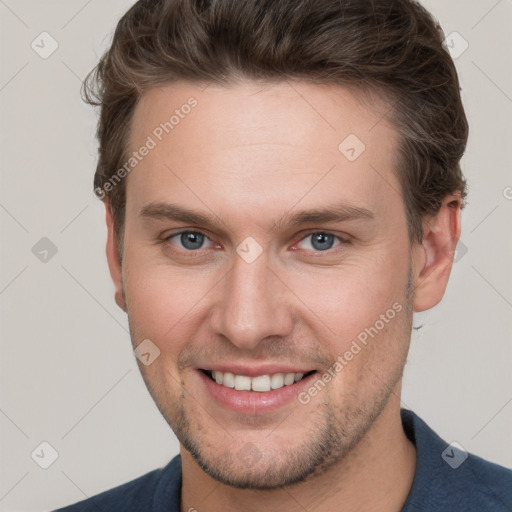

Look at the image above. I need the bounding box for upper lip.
[198,365,316,377]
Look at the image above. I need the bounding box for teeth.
[284,373,295,385]
[270,373,284,389]
[234,375,251,391]
[252,375,271,392]
[208,370,309,392]
[222,371,235,388]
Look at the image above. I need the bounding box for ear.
[105,202,127,312]
[412,193,462,313]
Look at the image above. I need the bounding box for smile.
[201,369,316,392]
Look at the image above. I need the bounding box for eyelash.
[161,230,350,258]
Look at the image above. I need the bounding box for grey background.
[0,0,511,510]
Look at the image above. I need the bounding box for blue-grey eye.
[311,233,334,251]
[298,232,340,252]
[178,231,205,251]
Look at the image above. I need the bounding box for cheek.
[299,272,409,400]
[287,255,411,399]
[123,261,211,395]
[288,257,406,343]
[122,250,216,349]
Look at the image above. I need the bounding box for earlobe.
[104,203,127,312]
[412,193,462,313]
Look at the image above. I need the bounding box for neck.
[180,394,416,512]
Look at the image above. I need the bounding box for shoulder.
[53,455,182,512]
[401,409,512,512]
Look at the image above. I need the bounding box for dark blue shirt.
[54,409,512,511]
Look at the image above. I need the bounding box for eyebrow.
[139,201,376,233]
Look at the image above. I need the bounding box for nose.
[209,250,294,351]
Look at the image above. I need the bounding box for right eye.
[164,230,216,252]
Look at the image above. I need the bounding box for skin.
[105,80,461,511]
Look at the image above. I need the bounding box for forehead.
[125,80,402,230]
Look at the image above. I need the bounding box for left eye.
[167,231,214,251]
[297,232,343,252]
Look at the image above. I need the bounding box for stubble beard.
[132,264,415,490]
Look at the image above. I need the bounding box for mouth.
[200,369,317,392]
[197,367,320,415]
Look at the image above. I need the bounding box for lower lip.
[198,370,318,415]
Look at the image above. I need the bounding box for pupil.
[312,233,333,251]
[181,232,204,250]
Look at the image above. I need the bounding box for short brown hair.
[84,0,468,252]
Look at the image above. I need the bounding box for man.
[56,0,512,510]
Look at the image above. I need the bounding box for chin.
[172,401,370,490]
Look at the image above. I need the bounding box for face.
[115,80,418,488]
